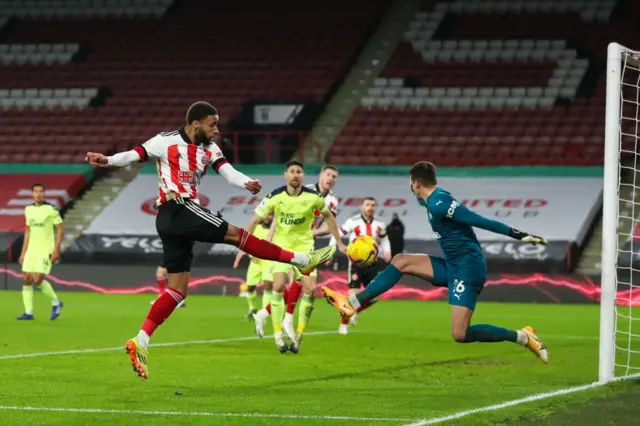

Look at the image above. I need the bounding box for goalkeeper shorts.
[428,256,486,311]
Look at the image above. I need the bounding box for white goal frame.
[600,42,630,383]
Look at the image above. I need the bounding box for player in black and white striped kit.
[330,197,392,335]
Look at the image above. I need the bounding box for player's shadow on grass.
[264,356,486,389]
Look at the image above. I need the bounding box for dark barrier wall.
[61,235,574,273]
[0,263,602,304]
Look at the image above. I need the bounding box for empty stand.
[0,43,79,65]
[0,0,387,162]
[330,0,639,166]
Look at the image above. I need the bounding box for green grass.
[0,291,636,425]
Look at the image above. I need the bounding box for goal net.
[601,42,640,383]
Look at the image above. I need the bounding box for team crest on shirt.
[201,155,210,165]
[141,195,211,216]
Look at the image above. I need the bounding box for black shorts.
[156,199,229,274]
[347,259,385,289]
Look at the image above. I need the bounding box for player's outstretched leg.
[451,306,548,364]
[225,225,335,274]
[323,259,402,317]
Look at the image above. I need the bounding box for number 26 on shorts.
[454,279,465,294]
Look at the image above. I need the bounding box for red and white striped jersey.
[305,182,339,229]
[134,128,228,206]
[330,214,391,256]
[339,214,388,244]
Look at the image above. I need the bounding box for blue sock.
[356,264,402,305]
[464,324,518,343]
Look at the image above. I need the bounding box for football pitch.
[1,291,639,425]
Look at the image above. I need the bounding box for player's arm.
[378,224,392,262]
[312,220,330,237]
[19,208,29,264]
[86,134,166,168]
[266,218,277,242]
[312,198,338,237]
[235,196,275,265]
[443,199,548,245]
[208,144,262,195]
[328,217,352,246]
[51,208,64,262]
[316,197,346,253]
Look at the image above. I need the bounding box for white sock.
[290,252,310,268]
[137,330,150,349]
[516,330,528,346]
[258,307,270,319]
[283,312,294,323]
[348,294,361,310]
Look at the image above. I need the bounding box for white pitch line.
[0,331,335,361]
[404,372,640,426]
[0,406,417,423]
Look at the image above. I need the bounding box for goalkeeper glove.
[508,228,548,245]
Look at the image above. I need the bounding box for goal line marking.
[404,372,640,426]
[0,405,417,423]
[0,330,336,361]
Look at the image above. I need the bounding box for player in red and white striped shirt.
[330,197,391,335]
[86,101,335,380]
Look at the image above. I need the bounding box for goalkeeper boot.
[321,287,356,318]
[274,332,288,354]
[300,246,336,276]
[125,337,149,380]
[521,326,549,364]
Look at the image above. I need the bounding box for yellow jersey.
[255,186,327,252]
[25,202,62,254]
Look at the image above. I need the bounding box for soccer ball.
[347,235,379,267]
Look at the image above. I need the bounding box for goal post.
[599,42,622,384]
[600,42,640,383]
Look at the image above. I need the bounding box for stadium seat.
[330,0,635,166]
[0,0,388,162]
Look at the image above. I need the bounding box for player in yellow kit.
[17,183,64,320]
[243,160,346,353]
[233,211,275,318]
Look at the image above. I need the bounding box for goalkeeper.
[322,162,549,363]
[17,183,64,321]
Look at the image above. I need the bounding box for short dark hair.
[362,197,377,204]
[321,164,338,173]
[31,183,44,191]
[409,161,437,186]
[186,101,218,124]
[285,160,304,170]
